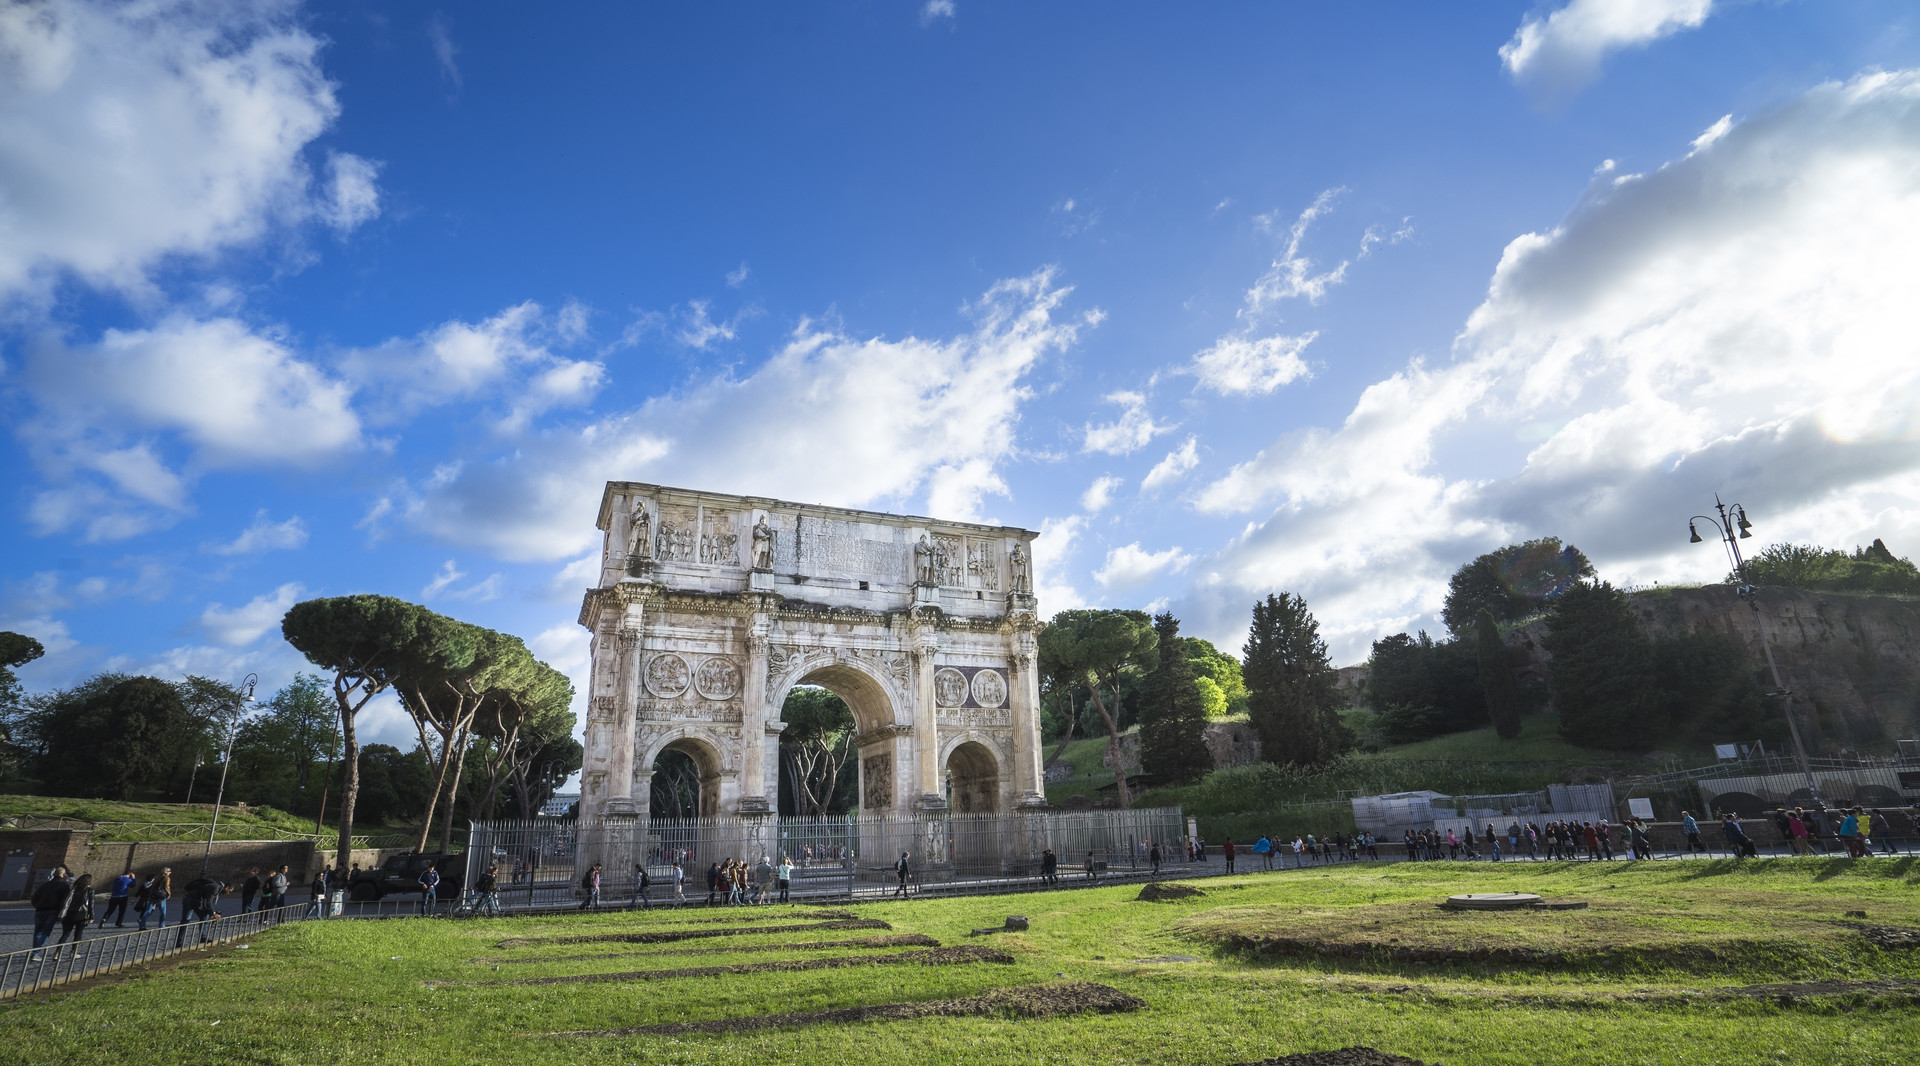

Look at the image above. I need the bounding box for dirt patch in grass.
[495,918,889,948]
[1137,882,1206,902]
[454,945,1012,986]
[1183,896,1912,973]
[470,933,939,965]
[1233,1048,1433,1066]
[546,980,1145,1037]
[1721,978,1920,1004]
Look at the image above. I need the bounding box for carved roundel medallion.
[933,667,969,708]
[694,656,742,701]
[644,653,691,698]
[970,668,1007,709]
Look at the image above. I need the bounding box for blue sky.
[6,1,1920,750]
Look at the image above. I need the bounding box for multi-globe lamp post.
[1687,498,1821,807]
[200,672,258,876]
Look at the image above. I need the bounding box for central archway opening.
[649,738,722,818]
[945,740,1000,813]
[776,685,858,816]
[780,662,900,813]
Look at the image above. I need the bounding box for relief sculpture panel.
[933,667,969,708]
[700,511,740,566]
[644,653,691,698]
[694,655,742,700]
[862,752,894,809]
[655,507,699,562]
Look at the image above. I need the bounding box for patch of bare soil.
[470,933,939,965]
[546,980,1145,1037]
[1233,1048,1434,1066]
[1720,978,1920,1004]
[1855,925,1920,949]
[1137,882,1206,902]
[494,918,889,948]
[456,945,1012,987]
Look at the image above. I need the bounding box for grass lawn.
[0,796,336,841]
[5,858,1917,1064]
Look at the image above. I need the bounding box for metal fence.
[464,807,1188,903]
[0,900,316,1001]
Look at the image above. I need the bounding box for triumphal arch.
[576,482,1047,820]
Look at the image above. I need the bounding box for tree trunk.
[1045,688,1079,767]
[331,675,372,877]
[436,728,472,854]
[1084,682,1129,809]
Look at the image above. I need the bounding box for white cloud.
[1080,475,1122,513]
[1500,0,1714,101]
[726,262,751,288]
[675,300,746,351]
[1032,514,1087,612]
[921,0,956,26]
[403,270,1090,560]
[1191,332,1315,395]
[1246,189,1351,316]
[1082,390,1171,456]
[320,152,381,232]
[0,0,376,302]
[339,301,605,426]
[206,511,308,555]
[427,14,460,89]
[1142,436,1201,493]
[1094,542,1192,592]
[200,582,303,646]
[420,560,502,603]
[1180,69,1920,662]
[19,315,361,538]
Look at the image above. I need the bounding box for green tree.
[1475,608,1523,740]
[1650,631,1772,749]
[1242,593,1352,766]
[281,595,434,866]
[355,743,436,825]
[779,686,857,815]
[1442,537,1594,637]
[1741,539,1920,594]
[0,632,46,779]
[39,676,188,799]
[229,673,343,814]
[1364,632,1486,743]
[1192,675,1228,719]
[1542,581,1659,748]
[470,661,575,821]
[1182,637,1249,714]
[1137,613,1213,785]
[1037,608,1159,808]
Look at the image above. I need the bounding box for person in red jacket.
[1223,837,1236,874]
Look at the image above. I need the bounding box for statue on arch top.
[627,502,653,561]
[751,515,774,570]
[1009,542,1031,594]
[914,534,935,586]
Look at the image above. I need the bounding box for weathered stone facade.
[576,482,1046,818]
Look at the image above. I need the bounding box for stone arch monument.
[577,482,1047,819]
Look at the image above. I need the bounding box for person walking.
[55,873,96,950]
[1040,847,1058,885]
[1083,850,1098,881]
[1839,807,1866,858]
[1787,810,1810,855]
[29,867,75,960]
[1253,835,1273,871]
[705,861,721,906]
[1681,810,1706,855]
[263,865,290,920]
[137,868,171,930]
[418,863,442,915]
[631,863,651,910]
[1223,838,1236,874]
[671,861,687,908]
[729,860,748,906]
[894,852,912,898]
[239,868,262,913]
[579,863,603,910]
[776,856,792,903]
[1149,841,1162,876]
[305,869,330,918]
[175,877,225,947]
[1721,812,1756,858]
[100,870,136,928]
[753,856,774,905]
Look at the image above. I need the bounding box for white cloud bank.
[0,0,378,303]
[1501,0,1714,101]
[200,581,303,646]
[1094,542,1192,593]
[1181,70,1920,661]
[398,270,1096,561]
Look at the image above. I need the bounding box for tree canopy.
[1542,581,1658,749]
[1474,609,1523,741]
[1363,632,1487,744]
[1442,537,1594,637]
[1243,593,1351,766]
[779,686,857,815]
[1037,608,1158,807]
[1740,539,1920,594]
[1137,613,1213,785]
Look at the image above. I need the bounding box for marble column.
[737,608,774,814]
[910,614,945,810]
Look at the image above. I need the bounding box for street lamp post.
[1688,497,1820,806]
[201,673,258,876]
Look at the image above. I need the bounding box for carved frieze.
[863,752,894,810]
[933,667,969,708]
[968,541,999,591]
[937,705,1014,728]
[700,511,740,566]
[694,655,741,700]
[970,668,1007,709]
[655,506,699,562]
[644,653,691,698]
[931,533,965,587]
[791,516,909,583]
